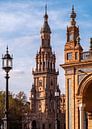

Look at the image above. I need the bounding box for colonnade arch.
[77,73,92,129]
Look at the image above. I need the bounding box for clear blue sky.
[0,0,92,99]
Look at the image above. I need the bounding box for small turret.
[76,36,80,44]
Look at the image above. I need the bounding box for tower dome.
[40,5,51,33]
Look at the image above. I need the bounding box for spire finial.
[44,3,48,22]
[70,5,76,26]
[72,5,74,12]
[6,45,9,54]
[45,4,47,15]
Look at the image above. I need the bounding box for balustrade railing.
[81,51,92,60]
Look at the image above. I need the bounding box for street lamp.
[2,46,13,129]
[55,88,60,129]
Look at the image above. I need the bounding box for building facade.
[26,6,65,129]
[61,6,92,129]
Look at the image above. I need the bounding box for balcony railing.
[81,51,92,60]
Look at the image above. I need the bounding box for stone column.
[88,112,92,129]
[66,83,69,129]
[79,103,85,129]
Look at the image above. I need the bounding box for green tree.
[0,91,5,122]
[0,91,30,129]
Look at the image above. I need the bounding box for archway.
[83,82,92,129]
[83,83,92,112]
[77,74,92,129]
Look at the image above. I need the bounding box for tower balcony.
[32,68,59,75]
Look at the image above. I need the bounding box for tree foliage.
[0,91,5,119]
[0,91,30,129]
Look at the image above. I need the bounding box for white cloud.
[13,69,25,75]
[0,2,43,34]
[0,12,24,33]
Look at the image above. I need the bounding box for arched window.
[67,53,72,60]
[32,120,36,129]
[49,123,51,129]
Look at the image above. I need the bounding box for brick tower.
[29,5,63,129]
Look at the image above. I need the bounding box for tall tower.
[62,6,83,129]
[30,5,61,129]
[61,6,92,129]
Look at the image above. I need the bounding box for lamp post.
[2,47,13,129]
[55,89,59,129]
